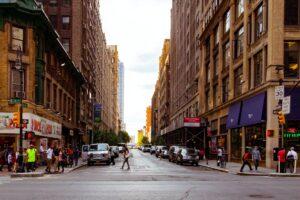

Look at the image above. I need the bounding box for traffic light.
[25,131,35,140]
[12,112,20,126]
[278,111,286,125]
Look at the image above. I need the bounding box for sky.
[100,0,172,138]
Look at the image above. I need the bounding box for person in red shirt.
[240,149,253,172]
[277,148,286,173]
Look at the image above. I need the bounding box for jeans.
[27,162,35,172]
[253,159,260,170]
[121,158,130,169]
[240,160,252,172]
[287,160,295,173]
[279,162,286,173]
[58,161,65,172]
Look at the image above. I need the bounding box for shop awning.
[286,88,300,120]
[226,102,242,129]
[240,92,266,127]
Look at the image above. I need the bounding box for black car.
[176,148,199,166]
[158,146,169,159]
[150,146,156,155]
[155,146,165,157]
[169,145,184,162]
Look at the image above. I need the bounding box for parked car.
[111,146,120,158]
[150,146,156,155]
[176,148,199,166]
[87,143,111,166]
[81,145,89,162]
[156,146,169,159]
[142,144,151,152]
[169,145,184,162]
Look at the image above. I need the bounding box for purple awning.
[286,88,300,120]
[240,93,266,127]
[226,102,242,129]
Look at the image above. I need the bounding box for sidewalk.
[0,159,86,178]
[199,159,300,177]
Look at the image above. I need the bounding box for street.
[0,149,299,200]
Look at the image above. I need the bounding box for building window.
[214,25,219,46]
[206,89,210,111]
[205,37,210,59]
[285,0,300,25]
[46,79,51,108]
[234,66,243,97]
[222,76,229,103]
[49,0,57,7]
[49,15,57,29]
[10,63,25,99]
[284,41,300,78]
[236,0,244,18]
[53,84,57,110]
[62,38,70,53]
[224,9,230,34]
[206,62,210,83]
[254,51,263,87]
[62,16,70,30]
[220,116,228,135]
[11,26,24,51]
[255,4,264,40]
[213,53,219,77]
[235,26,244,58]
[63,0,71,6]
[211,119,218,135]
[223,41,230,69]
[213,84,218,107]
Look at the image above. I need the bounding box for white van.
[87,143,111,166]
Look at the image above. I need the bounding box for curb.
[237,172,300,177]
[66,163,87,173]
[11,172,44,178]
[198,164,229,173]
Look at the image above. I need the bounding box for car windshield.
[89,144,108,151]
[162,147,168,150]
[187,149,196,154]
[144,145,151,148]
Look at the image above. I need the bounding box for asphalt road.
[0,149,300,200]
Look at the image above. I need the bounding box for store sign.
[0,113,62,139]
[284,128,300,138]
[184,117,200,127]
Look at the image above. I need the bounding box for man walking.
[240,149,253,172]
[46,145,53,174]
[252,146,261,171]
[286,147,298,173]
[121,146,130,170]
[278,148,286,173]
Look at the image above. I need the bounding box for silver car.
[87,143,111,166]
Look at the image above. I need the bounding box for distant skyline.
[100,0,172,136]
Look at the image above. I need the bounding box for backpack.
[287,152,294,161]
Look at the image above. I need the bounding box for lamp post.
[15,46,24,172]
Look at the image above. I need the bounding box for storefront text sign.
[284,128,300,138]
[0,113,61,139]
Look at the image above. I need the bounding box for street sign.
[282,96,291,114]
[9,98,21,105]
[275,86,284,100]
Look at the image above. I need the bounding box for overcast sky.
[100,0,172,138]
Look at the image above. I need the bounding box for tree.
[141,136,150,145]
[118,131,131,143]
[94,130,119,145]
[152,136,165,145]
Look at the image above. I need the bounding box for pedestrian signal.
[278,111,286,125]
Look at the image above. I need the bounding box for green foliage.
[94,130,119,145]
[141,136,150,145]
[118,131,131,143]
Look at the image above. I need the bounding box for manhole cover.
[248,194,274,199]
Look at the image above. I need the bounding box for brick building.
[0,0,84,150]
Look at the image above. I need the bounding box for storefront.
[230,128,242,161]
[0,112,62,151]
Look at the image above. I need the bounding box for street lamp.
[15,46,25,172]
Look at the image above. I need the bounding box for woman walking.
[121,146,130,170]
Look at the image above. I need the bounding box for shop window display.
[231,128,242,160]
[245,124,266,160]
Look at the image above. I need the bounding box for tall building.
[107,45,120,134]
[145,106,152,141]
[151,82,159,140]
[37,0,119,142]
[118,62,125,130]
[0,0,84,150]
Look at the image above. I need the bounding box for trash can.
[273,147,279,161]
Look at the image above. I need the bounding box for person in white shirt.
[217,148,223,166]
[286,147,298,173]
[40,144,45,166]
[46,145,53,173]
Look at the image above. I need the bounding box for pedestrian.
[217,147,223,166]
[286,147,298,173]
[278,147,286,173]
[26,144,37,172]
[46,145,53,174]
[240,149,253,172]
[205,146,210,165]
[58,148,66,173]
[7,149,13,172]
[39,143,46,166]
[121,146,130,170]
[73,147,79,167]
[252,146,261,171]
[53,146,59,173]
[110,148,115,165]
